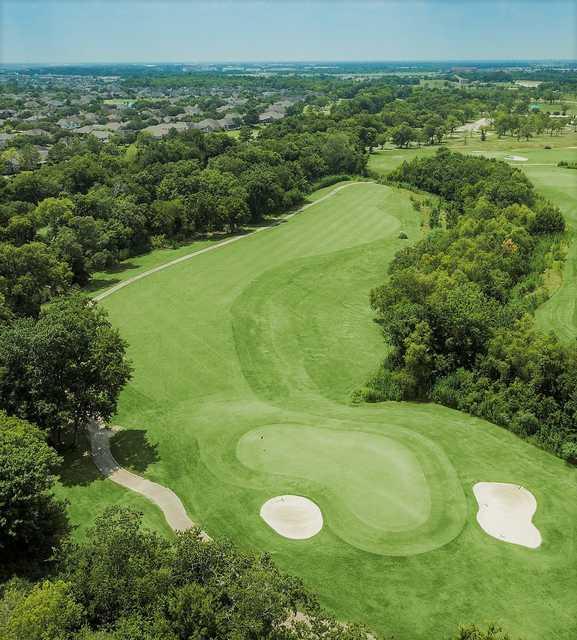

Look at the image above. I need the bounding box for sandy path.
[456,117,491,133]
[88,181,371,532]
[94,181,372,302]
[88,420,211,538]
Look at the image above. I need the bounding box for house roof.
[142,122,189,138]
[192,119,222,131]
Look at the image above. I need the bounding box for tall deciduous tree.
[0,412,69,575]
[0,294,132,445]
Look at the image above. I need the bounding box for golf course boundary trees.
[368,149,577,460]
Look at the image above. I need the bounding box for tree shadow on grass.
[58,433,101,487]
[109,429,160,474]
[101,261,140,274]
[83,277,121,294]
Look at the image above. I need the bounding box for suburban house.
[142,122,190,138]
[218,114,242,130]
[258,110,285,123]
[57,116,83,130]
[192,118,222,133]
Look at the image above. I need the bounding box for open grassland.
[59,179,577,639]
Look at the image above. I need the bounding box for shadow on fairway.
[109,429,160,474]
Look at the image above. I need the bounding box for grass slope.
[60,180,577,639]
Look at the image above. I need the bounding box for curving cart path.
[88,182,371,533]
[88,420,211,538]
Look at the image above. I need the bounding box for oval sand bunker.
[473,482,541,549]
[504,155,528,162]
[260,495,323,540]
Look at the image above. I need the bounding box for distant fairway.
[59,180,577,639]
[368,135,577,343]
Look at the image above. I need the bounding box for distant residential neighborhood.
[0,70,311,173]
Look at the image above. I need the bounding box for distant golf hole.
[260,495,323,540]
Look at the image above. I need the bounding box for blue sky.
[1,1,576,64]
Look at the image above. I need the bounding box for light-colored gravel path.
[94,181,372,302]
[88,420,211,538]
[88,181,371,534]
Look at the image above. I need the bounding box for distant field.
[530,101,577,116]
[59,178,577,639]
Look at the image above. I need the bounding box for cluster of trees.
[0,126,365,295]
[367,149,576,460]
[1,143,43,174]
[0,507,376,640]
[0,412,69,577]
[494,111,566,139]
[0,500,516,640]
[0,294,132,569]
[260,81,566,151]
[0,294,132,445]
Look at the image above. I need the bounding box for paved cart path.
[88,420,211,538]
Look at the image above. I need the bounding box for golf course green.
[60,168,577,638]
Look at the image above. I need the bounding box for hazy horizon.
[2,0,576,65]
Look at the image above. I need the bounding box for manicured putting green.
[238,423,466,555]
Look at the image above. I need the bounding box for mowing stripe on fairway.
[93,181,373,302]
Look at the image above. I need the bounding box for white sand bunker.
[260,495,323,540]
[504,155,528,162]
[473,482,541,549]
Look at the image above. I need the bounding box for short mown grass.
[59,179,577,639]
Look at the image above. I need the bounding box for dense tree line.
[366,149,576,460]
[0,502,516,640]
[0,506,378,640]
[260,82,556,151]
[0,412,69,578]
[0,127,364,298]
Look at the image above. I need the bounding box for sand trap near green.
[473,482,542,549]
[238,424,466,555]
[260,495,323,539]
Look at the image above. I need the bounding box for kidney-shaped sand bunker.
[473,482,542,549]
[260,495,323,539]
